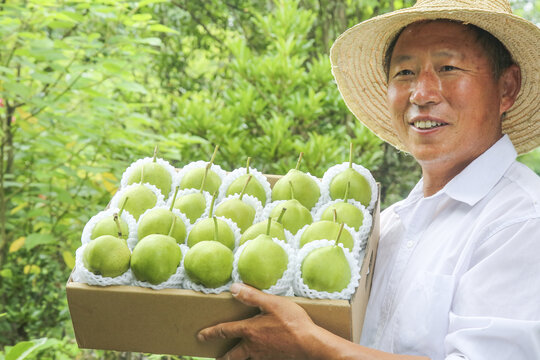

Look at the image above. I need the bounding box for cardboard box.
[66,175,380,358]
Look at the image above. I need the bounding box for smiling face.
[387,21,519,179]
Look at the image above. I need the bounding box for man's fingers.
[216,341,250,360]
[198,319,247,342]
[230,282,284,312]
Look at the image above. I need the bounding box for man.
[198,0,540,359]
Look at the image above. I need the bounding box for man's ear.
[499,64,521,116]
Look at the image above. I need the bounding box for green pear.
[184,240,233,288]
[215,175,256,233]
[138,209,187,244]
[117,184,158,220]
[187,196,236,250]
[137,187,186,244]
[91,198,130,240]
[301,245,351,293]
[239,207,287,245]
[329,144,371,207]
[127,147,172,197]
[174,163,212,223]
[271,153,320,209]
[270,198,312,235]
[130,234,182,285]
[226,157,267,204]
[174,192,206,223]
[187,217,235,250]
[180,145,222,194]
[83,215,131,278]
[300,220,354,250]
[237,219,289,290]
[321,181,364,230]
[320,202,364,231]
[83,235,131,278]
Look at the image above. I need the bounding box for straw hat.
[330,0,540,155]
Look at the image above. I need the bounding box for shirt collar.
[393,135,516,226]
[441,135,516,206]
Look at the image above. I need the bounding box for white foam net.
[182,244,233,294]
[188,215,242,251]
[214,193,265,230]
[120,157,178,199]
[260,200,313,236]
[131,243,186,290]
[165,188,213,225]
[175,160,227,201]
[109,183,166,221]
[73,244,133,286]
[321,162,378,212]
[293,240,361,300]
[81,207,138,250]
[312,198,372,249]
[219,167,272,206]
[271,171,323,211]
[292,221,365,260]
[232,237,296,296]
[136,205,193,246]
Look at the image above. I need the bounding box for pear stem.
[209,145,219,166]
[349,142,353,169]
[276,207,287,224]
[333,208,338,223]
[265,217,272,236]
[239,175,252,201]
[153,145,158,162]
[200,163,211,194]
[169,186,180,212]
[295,152,304,171]
[288,180,296,200]
[335,222,345,245]
[213,216,219,242]
[168,215,177,237]
[208,191,218,217]
[113,213,123,238]
[246,157,251,175]
[344,181,351,201]
[119,196,129,217]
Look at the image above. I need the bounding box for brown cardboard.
[66,175,380,358]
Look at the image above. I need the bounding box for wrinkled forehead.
[384,19,499,77]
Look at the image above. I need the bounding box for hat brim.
[330,8,540,155]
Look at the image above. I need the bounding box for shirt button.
[406,241,414,248]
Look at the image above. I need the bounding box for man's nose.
[409,70,442,106]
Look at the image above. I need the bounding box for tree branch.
[172,1,224,46]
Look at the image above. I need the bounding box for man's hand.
[197,283,322,360]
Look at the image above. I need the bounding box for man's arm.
[198,283,429,360]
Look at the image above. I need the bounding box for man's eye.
[440,65,457,72]
[394,69,414,77]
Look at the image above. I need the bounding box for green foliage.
[1,0,537,359]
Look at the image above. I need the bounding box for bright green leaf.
[5,338,48,360]
[148,24,179,34]
[0,269,13,278]
[24,233,56,251]
[135,37,162,46]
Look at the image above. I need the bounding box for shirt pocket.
[392,272,456,359]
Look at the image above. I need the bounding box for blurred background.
[1,0,538,358]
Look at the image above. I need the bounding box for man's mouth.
[411,120,446,129]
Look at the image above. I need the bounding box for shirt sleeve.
[444,217,540,360]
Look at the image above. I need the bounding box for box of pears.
[66,146,380,358]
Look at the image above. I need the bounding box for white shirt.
[360,135,540,360]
